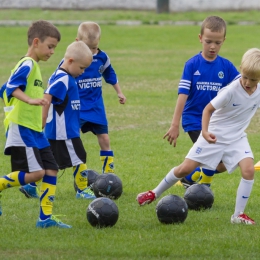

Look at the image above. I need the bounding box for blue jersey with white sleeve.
[76,49,118,125]
[44,68,81,140]
[178,52,240,132]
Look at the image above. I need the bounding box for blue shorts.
[80,120,108,135]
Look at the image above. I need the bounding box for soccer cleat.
[231,213,255,225]
[19,184,39,199]
[180,177,196,189]
[36,215,72,228]
[76,187,96,199]
[136,190,156,206]
[0,193,2,216]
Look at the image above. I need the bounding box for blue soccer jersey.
[44,68,81,140]
[76,49,118,125]
[178,52,240,132]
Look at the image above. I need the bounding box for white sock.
[234,178,254,217]
[152,167,181,198]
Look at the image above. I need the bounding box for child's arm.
[12,88,49,106]
[163,94,188,147]
[202,103,216,143]
[113,82,126,104]
[42,93,52,129]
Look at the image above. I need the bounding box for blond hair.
[200,16,226,37]
[240,48,260,77]
[77,21,101,43]
[64,41,92,62]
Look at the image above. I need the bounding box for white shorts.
[186,135,253,173]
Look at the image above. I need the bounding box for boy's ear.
[198,34,202,43]
[32,38,40,46]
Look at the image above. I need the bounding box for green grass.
[1,9,260,260]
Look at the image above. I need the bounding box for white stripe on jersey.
[56,111,67,140]
[103,55,111,71]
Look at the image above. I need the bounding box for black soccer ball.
[184,184,214,210]
[93,173,123,200]
[87,197,119,228]
[156,194,188,224]
[74,169,99,192]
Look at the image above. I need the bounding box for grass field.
[0,9,260,260]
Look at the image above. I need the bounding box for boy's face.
[34,37,59,62]
[67,56,92,78]
[80,38,99,55]
[240,70,260,95]
[199,28,225,61]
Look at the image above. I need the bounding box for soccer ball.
[87,197,119,228]
[93,173,123,200]
[184,184,214,210]
[73,169,99,192]
[156,194,188,224]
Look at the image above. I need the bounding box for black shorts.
[49,138,87,169]
[10,146,58,172]
[80,121,108,135]
[187,130,201,143]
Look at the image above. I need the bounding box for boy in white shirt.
[137,48,260,224]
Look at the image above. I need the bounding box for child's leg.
[73,163,88,191]
[137,159,200,205]
[73,164,95,199]
[233,177,254,216]
[100,150,114,173]
[97,133,114,173]
[0,171,27,191]
[230,157,255,224]
[39,174,57,220]
[0,170,44,215]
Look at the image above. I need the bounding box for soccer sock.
[73,163,88,192]
[153,168,181,198]
[0,171,26,191]
[198,168,217,185]
[234,178,254,217]
[39,175,57,220]
[184,167,201,182]
[100,150,114,173]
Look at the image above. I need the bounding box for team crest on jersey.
[218,71,224,79]
[98,65,105,74]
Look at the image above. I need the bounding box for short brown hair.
[27,20,61,46]
[200,16,226,37]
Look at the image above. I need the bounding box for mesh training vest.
[4,57,44,132]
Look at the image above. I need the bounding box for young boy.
[76,21,126,175]
[0,20,71,228]
[20,21,126,198]
[42,41,95,200]
[137,48,260,225]
[163,16,240,187]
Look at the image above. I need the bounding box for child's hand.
[118,93,126,104]
[202,131,217,143]
[28,98,50,106]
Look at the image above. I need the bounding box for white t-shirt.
[208,78,260,144]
